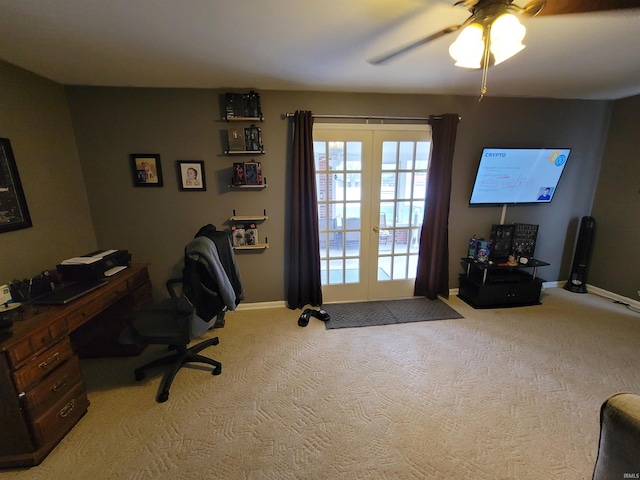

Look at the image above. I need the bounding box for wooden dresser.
[0,264,152,468]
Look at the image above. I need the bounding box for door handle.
[372,226,380,233]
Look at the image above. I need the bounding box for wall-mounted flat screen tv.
[469,148,571,205]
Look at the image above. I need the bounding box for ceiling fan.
[369,0,640,99]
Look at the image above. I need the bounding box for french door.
[313,124,432,302]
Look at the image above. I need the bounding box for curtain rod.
[282,113,461,122]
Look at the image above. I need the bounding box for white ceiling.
[0,0,639,100]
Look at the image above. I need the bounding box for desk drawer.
[13,338,74,393]
[66,301,108,332]
[31,383,89,447]
[129,280,153,310]
[6,318,68,369]
[65,282,130,332]
[127,267,150,291]
[23,356,83,421]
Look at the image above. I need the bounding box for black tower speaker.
[564,216,596,293]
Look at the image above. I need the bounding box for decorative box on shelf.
[229,210,269,251]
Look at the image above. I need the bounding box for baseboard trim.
[585,284,640,310]
[239,285,640,312]
[235,301,287,311]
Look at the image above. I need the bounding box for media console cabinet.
[0,264,152,468]
[458,257,549,308]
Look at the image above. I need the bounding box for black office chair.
[124,225,242,403]
[124,278,222,403]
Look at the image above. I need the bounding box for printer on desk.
[57,249,132,283]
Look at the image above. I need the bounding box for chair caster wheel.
[135,371,145,381]
[213,365,222,376]
[157,391,169,403]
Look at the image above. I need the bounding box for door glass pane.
[381,141,397,170]
[346,142,362,170]
[314,141,326,170]
[393,255,408,280]
[345,257,360,283]
[399,142,415,169]
[315,135,364,286]
[376,139,431,282]
[412,171,426,199]
[316,173,327,201]
[346,173,361,201]
[397,172,413,199]
[415,142,430,169]
[328,259,344,284]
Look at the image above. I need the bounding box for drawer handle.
[51,376,68,392]
[58,399,76,418]
[39,333,53,345]
[39,353,61,369]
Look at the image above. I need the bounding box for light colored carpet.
[3,288,640,480]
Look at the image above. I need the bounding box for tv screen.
[469,148,571,205]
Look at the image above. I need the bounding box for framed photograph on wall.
[0,138,32,233]
[131,154,163,187]
[177,160,206,191]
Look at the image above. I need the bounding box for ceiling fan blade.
[368,24,463,65]
[536,0,640,16]
[521,0,546,16]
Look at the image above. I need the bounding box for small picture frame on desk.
[177,160,206,191]
[131,154,163,187]
[0,138,32,233]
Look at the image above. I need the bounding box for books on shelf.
[243,124,263,152]
[226,124,263,153]
[227,128,245,151]
[245,223,258,246]
[225,91,262,119]
[230,224,246,247]
[232,161,262,186]
[231,223,259,247]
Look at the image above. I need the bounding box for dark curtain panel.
[286,111,323,309]
[414,113,460,300]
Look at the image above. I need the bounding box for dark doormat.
[323,297,463,329]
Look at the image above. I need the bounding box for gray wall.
[64,87,612,303]
[0,61,96,282]
[589,95,640,300]
[3,56,635,305]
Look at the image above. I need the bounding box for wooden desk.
[0,264,152,468]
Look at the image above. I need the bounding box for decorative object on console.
[489,224,515,262]
[475,240,492,263]
[468,235,480,258]
[130,154,163,187]
[489,223,538,262]
[0,137,32,233]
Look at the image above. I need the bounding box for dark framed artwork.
[131,154,163,187]
[177,161,206,191]
[0,138,32,233]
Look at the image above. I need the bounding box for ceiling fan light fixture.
[490,13,526,65]
[449,23,484,69]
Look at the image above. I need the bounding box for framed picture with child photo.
[177,160,206,191]
[131,154,164,187]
